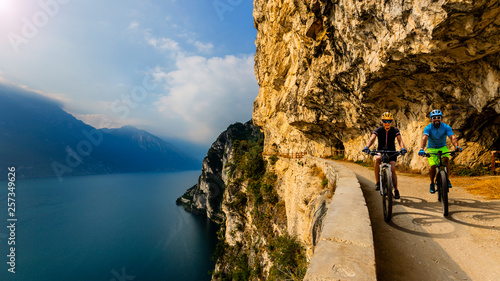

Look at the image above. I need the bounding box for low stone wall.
[304,158,376,280]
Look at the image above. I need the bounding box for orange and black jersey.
[373,127,401,151]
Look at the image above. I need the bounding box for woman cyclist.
[363,112,407,199]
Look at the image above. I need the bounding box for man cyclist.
[363,112,407,199]
[418,109,462,193]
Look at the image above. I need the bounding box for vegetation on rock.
[212,138,308,280]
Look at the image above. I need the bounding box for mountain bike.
[424,150,456,216]
[369,149,402,222]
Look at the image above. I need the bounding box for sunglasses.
[382,120,392,124]
[431,116,442,120]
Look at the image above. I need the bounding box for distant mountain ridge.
[101,125,184,154]
[0,83,200,179]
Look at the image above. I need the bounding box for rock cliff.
[253,0,500,171]
[176,120,263,223]
[177,120,333,279]
[209,140,333,279]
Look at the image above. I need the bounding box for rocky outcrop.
[253,0,500,172]
[270,158,334,253]
[176,120,263,223]
[178,119,335,279]
[212,151,335,279]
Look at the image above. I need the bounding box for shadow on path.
[356,173,472,281]
[395,196,500,232]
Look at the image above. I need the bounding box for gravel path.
[338,161,500,281]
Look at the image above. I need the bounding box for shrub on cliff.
[231,139,266,180]
[268,233,308,280]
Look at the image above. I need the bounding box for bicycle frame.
[429,150,453,169]
[369,149,401,222]
[425,150,456,216]
[371,150,400,195]
[436,158,448,180]
[426,150,455,181]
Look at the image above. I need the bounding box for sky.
[0,0,258,149]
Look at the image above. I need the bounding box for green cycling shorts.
[427,146,449,166]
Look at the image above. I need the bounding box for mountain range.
[0,83,201,179]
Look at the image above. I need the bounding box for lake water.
[0,171,218,281]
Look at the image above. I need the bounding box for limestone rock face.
[176,121,263,223]
[253,0,500,171]
[273,157,335,257]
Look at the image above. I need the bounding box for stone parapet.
[304,157,376,280]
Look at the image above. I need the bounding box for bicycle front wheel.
[439,170,449,216]
[382,167,393,222]
[436,173,442,202]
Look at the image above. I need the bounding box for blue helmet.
[430,109,442,118]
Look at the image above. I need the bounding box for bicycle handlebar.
[424,151,457,158]
[368,150,401,157]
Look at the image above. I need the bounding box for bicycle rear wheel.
[439,170,449,216]
[382,167,393,222]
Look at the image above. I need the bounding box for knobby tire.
[382,167,393,222]
[439,170,449,216]
[437,172,442,202]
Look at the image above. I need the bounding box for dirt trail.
[338,161,500,281]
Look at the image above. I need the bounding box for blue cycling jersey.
[423,123,454,148]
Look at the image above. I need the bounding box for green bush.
[231,139,266,180]
[268,234,308,281]
[251,258,263,279]
[330,155,345,160]
[321,178,328,187]
[227,191,247,211]
[213,242,253,281]
[228,253,250,281]
[248,181,261,197]
[269,154,279,165]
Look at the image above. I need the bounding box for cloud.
[72,113,120,128]
[147,37,180,51]
[0,78,70,106]
[144,27,213,57]
[72,113,145,130]
[194,41,214,53]
[153,54,258,144]
[128,21,139,30]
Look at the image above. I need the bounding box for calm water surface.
[0,171,218,281]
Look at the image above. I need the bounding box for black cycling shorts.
[377,153,398,163]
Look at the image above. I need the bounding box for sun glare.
[0,0,13,13]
